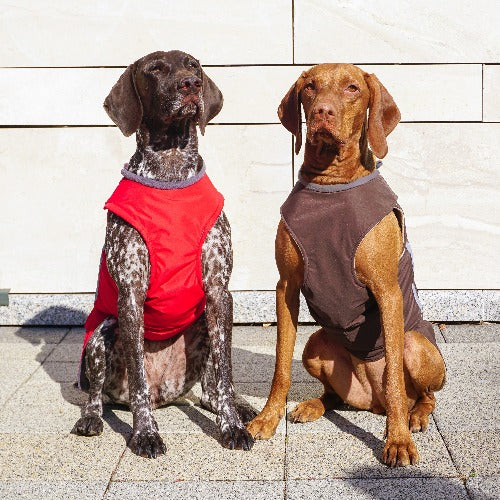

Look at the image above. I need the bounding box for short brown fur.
[247,63,445,467]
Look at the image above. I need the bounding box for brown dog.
[247,63,445,467]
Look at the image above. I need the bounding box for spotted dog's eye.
[147,63,163,73]
[186,59,201,74]
[346,84,359,93]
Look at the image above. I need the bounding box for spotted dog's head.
[104,50,223,138]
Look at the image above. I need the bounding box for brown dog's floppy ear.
[103,63,143,137]
[278,76,304,154]
[364,73,401,159]
[198,71,223,136]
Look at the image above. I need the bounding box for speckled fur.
[73,51,255,458]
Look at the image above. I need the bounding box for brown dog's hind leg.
[404,330,445,433]
[290,390,341,423]
[290,328,342,423]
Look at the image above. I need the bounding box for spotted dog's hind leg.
[73,317,116,436]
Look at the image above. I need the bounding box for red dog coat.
[83,170,224,350]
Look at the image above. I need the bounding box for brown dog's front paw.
[247,411,281,440]
[382,437,419,467]
[129,430,166,459]
[221,426,254,451]
[72,415,104,436]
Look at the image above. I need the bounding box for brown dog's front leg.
[247,220,303,439]
[378,287,418,466]
[356,212,418,466]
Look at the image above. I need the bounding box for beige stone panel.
[385,123,499,289]
[0,1,291,66]
[210,64,482,123]
[484,65,500,122]
[0,68,123,125]
[0,64,482,126]
[199,125,293,290]
[0,125,292,292]
[0,127,136,293]
[292,123,499,289]
[294,0,500,63]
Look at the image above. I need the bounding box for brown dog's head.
[104,50,223,137]
[278,63,400,158]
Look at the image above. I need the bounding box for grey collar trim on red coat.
[298,160,382,193]
[121,162,206,189]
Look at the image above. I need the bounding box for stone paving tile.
[0,326,70,344]
[466,475,500,500]
[113,433,285,482]
[433,343,499,432]
[286,477,469,499]
[232,345,309,383]
[0,377,115,436]
[105,480,285,499]
[0,342,56,362]
[0,480,108,500]
[62,327,85,343]
[0,433,126,480]
[441,431,500,477]
[0,360,42,406]
[232,324,316,348]
[44,342,81,363]
[440,323,500,343]
[41,361,80,383]
[285,430,457,480]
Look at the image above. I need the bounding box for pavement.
[0,323,498,499]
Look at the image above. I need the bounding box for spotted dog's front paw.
[72,415,104,436]
[237,403,258,426]
[221,425,254,451]
[129,429,166,459]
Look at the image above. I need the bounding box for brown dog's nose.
[178,76,202,92]
[313,103,335,118]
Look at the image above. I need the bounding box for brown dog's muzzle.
[307,100,345,147]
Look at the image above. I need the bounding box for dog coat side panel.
[280,172,436,361]
[84,174,224,346]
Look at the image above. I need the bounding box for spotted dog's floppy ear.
[278,75,305,154]
[364,73,401,159]
[103,63,143,137]
[198,70,223,136]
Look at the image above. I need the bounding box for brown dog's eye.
[346,84,359,93]
[304,82,315,92]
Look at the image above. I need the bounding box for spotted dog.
[73,50,255,458]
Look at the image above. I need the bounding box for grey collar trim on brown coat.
[298,161,383,193]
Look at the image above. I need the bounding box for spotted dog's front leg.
[201,212,254,450]
[106,213,166,458]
